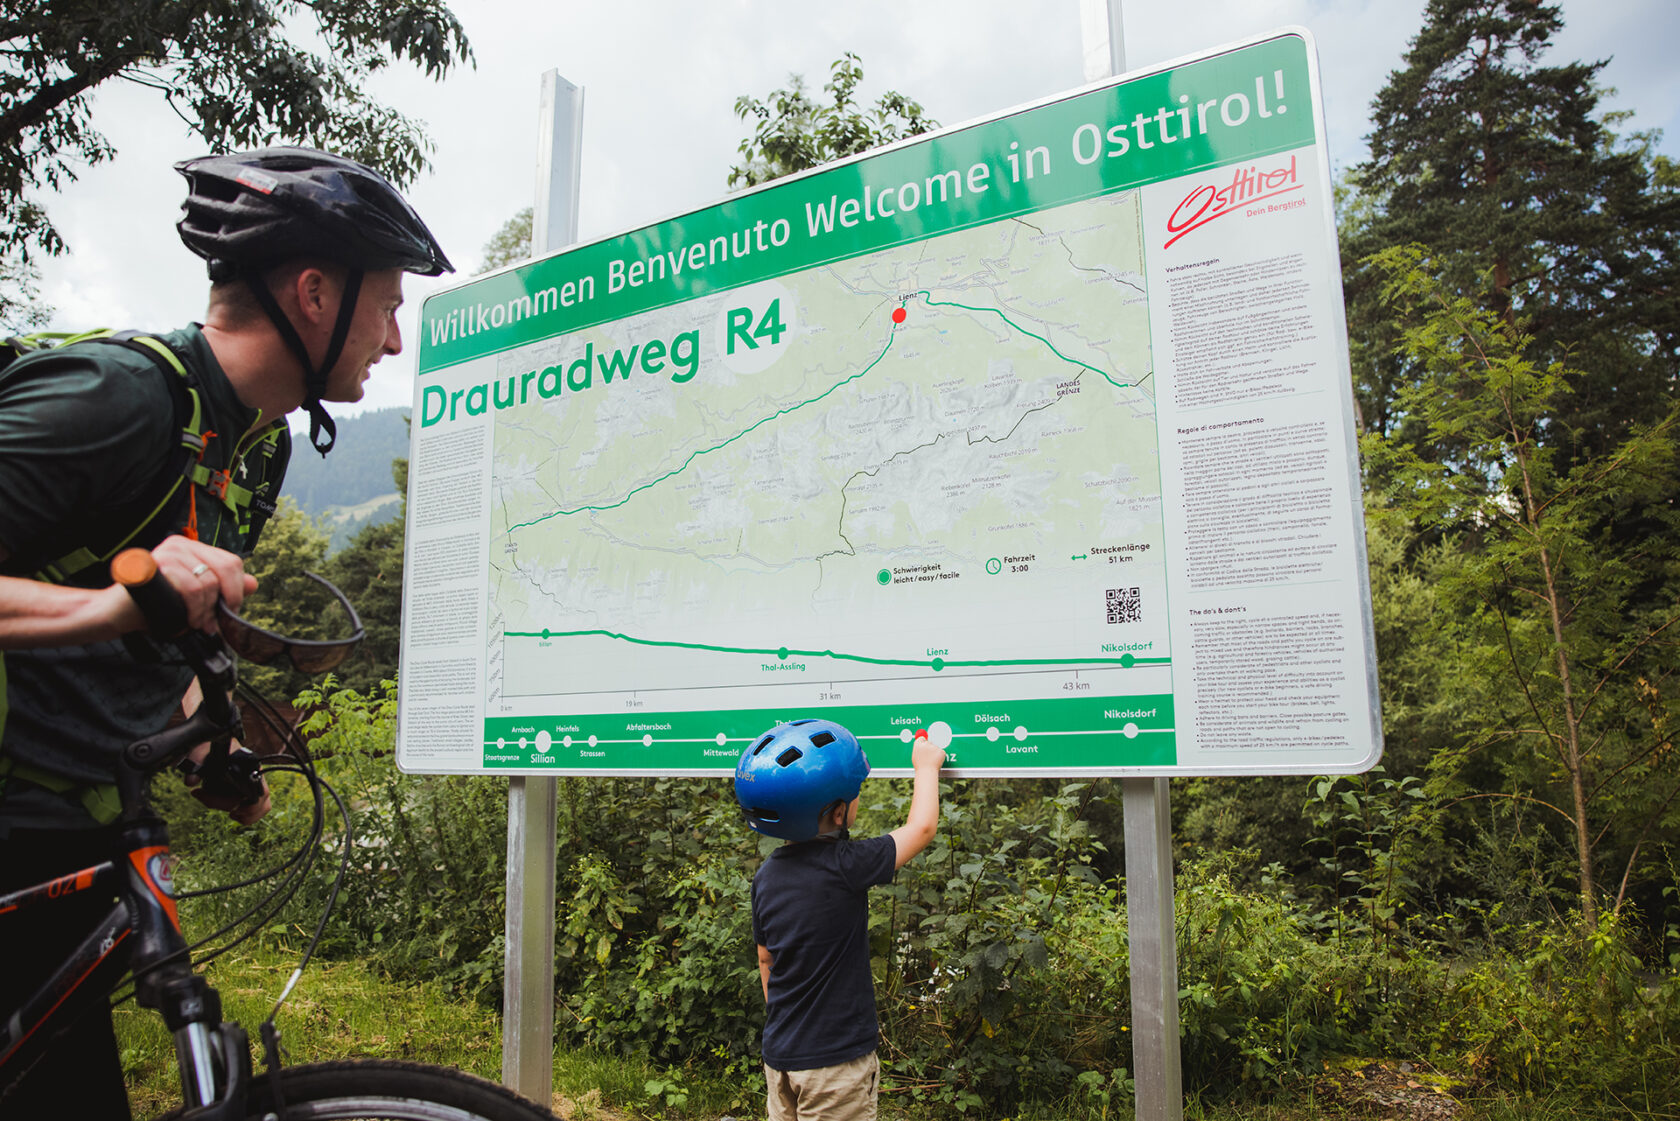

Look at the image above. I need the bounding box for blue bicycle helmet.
[735,719,870,841]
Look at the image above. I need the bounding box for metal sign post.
[1122,775,1183,1120]
[501,69,584,1107]
[1080,4,1184,1119]
[1079,0,1128,84]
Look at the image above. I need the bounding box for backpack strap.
[230,424,289,549]
[30,333,206,585]
[0,756,122,826]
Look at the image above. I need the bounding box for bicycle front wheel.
[161,1059,557,1120]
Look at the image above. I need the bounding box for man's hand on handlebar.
[180,741,272,824]
[178,675,271,825]
[1,536,254,650]
[148,536,257,634]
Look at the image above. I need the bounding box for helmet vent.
[809,731,836,748]
[752,734,775,755]
[776,747,804,767]
[789,718,816,726]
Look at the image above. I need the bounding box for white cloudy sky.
[31,0,1680,425]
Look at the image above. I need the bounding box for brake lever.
[176,743,266,806]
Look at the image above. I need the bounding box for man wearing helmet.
[0,147,451,1117]
[736,719,946,1120]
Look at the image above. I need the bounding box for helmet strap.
[815,799,851,840]
[242,265,364,457]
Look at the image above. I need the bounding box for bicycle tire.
[156,1059,557,1120]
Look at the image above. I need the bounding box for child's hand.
[896,725,949,869]
[912,731,946,771]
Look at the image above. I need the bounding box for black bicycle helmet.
[174,147,454,454]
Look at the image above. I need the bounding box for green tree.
[1342,0,1680,466]
[0,0,472,328]
[729,52,936,188]
[1364,246,1680,927]
[478,207,532,274]
[320,457,408,693]
[239,458,404,697]
[239,497,334,700]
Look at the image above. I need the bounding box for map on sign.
[399,29,1382,778]
[490,190,1160,707]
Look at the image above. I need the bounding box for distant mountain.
[283,406,410,516]
[318,492,405,553]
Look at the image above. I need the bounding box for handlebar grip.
[112,548,189,638]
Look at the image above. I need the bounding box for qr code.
[1106,587,1142,624]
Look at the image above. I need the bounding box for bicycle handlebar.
[110,548,261,814]
[110,547,191,638]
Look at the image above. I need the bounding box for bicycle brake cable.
[114,690,328,1004]
[266,770,352,1023]
[176,687,321,898]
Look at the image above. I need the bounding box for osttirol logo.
[417,33,1315,381]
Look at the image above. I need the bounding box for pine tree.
[1343,0,1680,467]
[1363,246,1680,927]
[239,499,334,703]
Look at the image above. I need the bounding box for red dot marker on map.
[892,307,907,324]
[913,723,953,750]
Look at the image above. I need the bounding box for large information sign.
[398,29,1381,777]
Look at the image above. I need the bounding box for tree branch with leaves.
[729,52,936,189]
[0,0,473,328]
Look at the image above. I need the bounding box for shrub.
[166,691,1679,1117]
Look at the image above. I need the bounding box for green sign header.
[418,34,1314,375]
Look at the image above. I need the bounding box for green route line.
[505,289,1138,533]
[506,330,900,530]
[505,627,1171,671]
[916,291,1135,391]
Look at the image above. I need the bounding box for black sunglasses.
[216,572,365,674]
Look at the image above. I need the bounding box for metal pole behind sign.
[1123,777,1183,1120]
[502,68,584,1108]
[1078,0,1128,83]
[533,72,585,255]
[1078,5,1186,1119]
[503,775,558,1103]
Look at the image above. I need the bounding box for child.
[735,718,946,1121]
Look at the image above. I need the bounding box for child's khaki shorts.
[764,1051,879,1121]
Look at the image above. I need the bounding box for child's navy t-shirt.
[751,833,898,1071]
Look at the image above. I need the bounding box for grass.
[117,944,1677,1121]
[116,942,747,1120]
[117,943,503,1116]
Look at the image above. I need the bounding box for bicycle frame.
[0,857,131,1074]
[1,555,554,1121]
[0,641,255,1117]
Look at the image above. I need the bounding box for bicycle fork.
[122,815,254,1119]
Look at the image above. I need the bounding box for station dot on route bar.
[503,720,1085,757]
